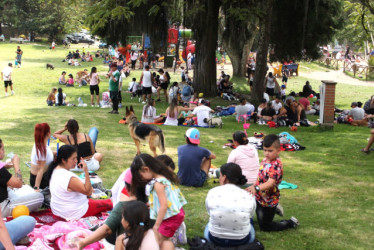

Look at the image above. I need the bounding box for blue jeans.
[0,216,36,250]
[204,223,255,247]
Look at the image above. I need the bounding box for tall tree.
[251,0,273,104]
[185,0,220,95]
[220,0,260,77]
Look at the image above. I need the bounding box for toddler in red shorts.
[131,154,187,248]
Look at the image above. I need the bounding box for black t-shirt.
[0,167,12,202]
[285,106,297,122]
[261,108,276,117]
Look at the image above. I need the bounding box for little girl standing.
[131,154,187,249]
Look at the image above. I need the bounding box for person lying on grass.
[247,134,299,231]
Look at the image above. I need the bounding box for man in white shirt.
[139,65,154,104]
[347,102,365,121]
[189,99,214,127]
[1,63,13,96]
[271,95,283,114]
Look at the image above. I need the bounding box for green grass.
[1,43,373,249]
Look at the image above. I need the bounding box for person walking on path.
[1,63,14,96]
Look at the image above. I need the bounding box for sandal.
[360,149,370,154]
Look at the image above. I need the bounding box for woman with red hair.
[30,123,54,191]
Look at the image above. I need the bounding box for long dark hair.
[90,67,97,78]
[143,98,154,117]
[130,154,178,193]
[47,145,77,182]
[66,119,79,146]
[220,163,247,186]
[169,98,178,118]
[122,200,151,250]
[232,131,248,145]
[57,88,63,106]
[156,155,175,170]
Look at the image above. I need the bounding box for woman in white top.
[141,98,164,123]
[30,123,54,190]
[264,72,280,98]
[205,163,256,247]
[89,67,100,107]
[48,145,112,220]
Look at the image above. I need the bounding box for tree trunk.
[252,0,274,104]
[192,0,220,96]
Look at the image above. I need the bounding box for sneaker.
[11,90,14,95]
[142,101,146,104]
[108,110,114,114]
[5,92,8,97]
[112,111,119,114]
[91,104,94,107]
[96,104,101,108]
[275,204,284,217]
[289,216,299,228]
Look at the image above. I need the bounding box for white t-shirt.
[271,100,282,113]
[141,105,158,123]
[245,103,255,114]
[2,66,12,81]
[206,184,256,240]
[30,144,54,166]
[192,105,212,127]
[266,76,275,89]
[130,52,138,61]
[55,93,66,105]
[142,71,152,88]
[50,168,89,220]
[128,81,139,93]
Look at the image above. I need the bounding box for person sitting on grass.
[163,98,193,126]
[227,131,260,186]
[66,74,74,87]
[46,87,57,106]
[205,163,256,247]
[141,98,164,124]
[177,128,216,187]
[188,99,214,127]
[0,138,44,217]
[59,71,67,85]
[259,102,276,124]
[48,145,112,221]
[234,98,251,121]
[53,119,103,172]
[247,134,299,231]
[77,169,149,248]
[55,88,68,106]
[346,102,365,122]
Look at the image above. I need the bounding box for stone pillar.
[319,80,337,129]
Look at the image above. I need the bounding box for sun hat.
[185,128,200,144]
[124,168,132,184]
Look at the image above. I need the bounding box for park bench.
[10,37,30,44]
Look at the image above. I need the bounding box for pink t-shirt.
[227,144,260,184]
[68,78,74,85]
[90,73,98,86]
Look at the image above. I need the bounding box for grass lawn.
[0,43,373,249]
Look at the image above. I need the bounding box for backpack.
[182,85,192,96]
[279,132,298,144]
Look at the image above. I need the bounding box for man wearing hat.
[177,128,216,187]
[346,102,364,122]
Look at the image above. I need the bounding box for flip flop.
[360,149,370,154]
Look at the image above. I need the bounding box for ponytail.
[232,131,249,145]
[220,163,247,186]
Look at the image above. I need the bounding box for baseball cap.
[351,102,358,107]
[185,128,200,144]
[124,168,132,184]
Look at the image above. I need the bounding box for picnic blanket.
[178,124,211,128]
